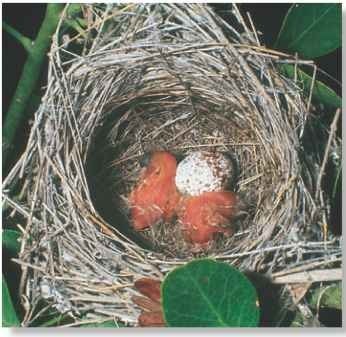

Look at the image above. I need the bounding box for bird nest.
[3,3,341,326]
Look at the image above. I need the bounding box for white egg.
[175,151,234,196]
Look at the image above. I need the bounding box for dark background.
[2,3,342,327]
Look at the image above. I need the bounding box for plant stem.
[2,22,33,53]
[3,4,64,169]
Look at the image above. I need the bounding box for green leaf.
[310,283,342,310]
[162,259,260,327]
[280,64,341,109]
[275,4,341,58]
[2,229,21,255]
[67,4,83,17]
[2,275,20,327]
[64,3,87,34]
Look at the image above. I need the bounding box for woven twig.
[3,3,340,326]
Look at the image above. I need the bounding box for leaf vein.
[286,5,335,51]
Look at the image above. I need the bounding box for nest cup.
[3,4,340,326]
[84,5,310,258]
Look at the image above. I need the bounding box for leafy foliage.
[162,259,259,327]
[280,64,341,109]
[2,4,341,328]
[310,283,342,311]
[2,229,21,254]
[276,4,341,59]
[290,282,342,327]
[275,3,341,110]
[2,230,21,327]
[2,276,20,327]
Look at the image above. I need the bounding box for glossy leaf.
[280,64,341,109]
[2,276,20,327]
[2,230,21,327]
[2,229,21,255]
[162,259,260,327]
[276,4,341,58]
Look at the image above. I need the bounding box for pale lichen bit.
[175,151,234,196]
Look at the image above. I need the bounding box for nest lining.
[3,3,341,326]
[90,95,264,257]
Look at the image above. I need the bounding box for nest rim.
[3,3,341,326]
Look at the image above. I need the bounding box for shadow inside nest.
[85,95,260,258]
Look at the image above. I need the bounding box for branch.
[272,268,342,284]
[3,4,64,169]
[2,21,33,53]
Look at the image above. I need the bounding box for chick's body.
[129,151,180,230]
[179,191,239,244]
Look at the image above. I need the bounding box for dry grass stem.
[3,3,340,326]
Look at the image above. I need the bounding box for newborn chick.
[129,151,180,230]
[179,191,239,244]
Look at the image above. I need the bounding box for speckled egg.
[175,151,234,196]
